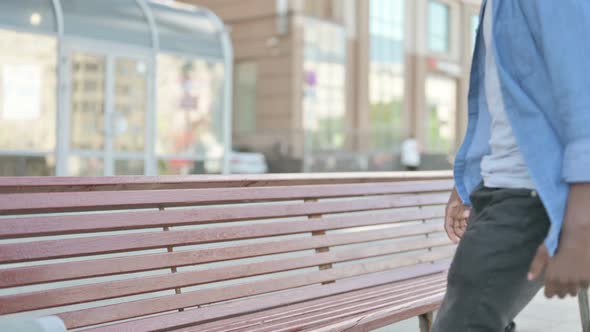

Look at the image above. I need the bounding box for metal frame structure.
[0,0,233,175]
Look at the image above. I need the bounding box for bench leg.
[579,288,590,332]
[419,312,434,332]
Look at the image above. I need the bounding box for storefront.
[0,0,232,176]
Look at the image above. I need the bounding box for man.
[432,1,590,331]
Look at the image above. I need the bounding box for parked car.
[203,151,268,174]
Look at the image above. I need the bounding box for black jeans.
[432,185,550,332]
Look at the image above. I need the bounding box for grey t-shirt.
[480,0,535,189]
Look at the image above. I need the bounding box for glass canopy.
[0,0,232,176]
[0,0,225,56]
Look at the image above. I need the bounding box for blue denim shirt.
[454,0,590,256]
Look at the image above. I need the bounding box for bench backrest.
[0,172,454,331]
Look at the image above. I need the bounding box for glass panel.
[234,62,257,135]
[303,18,347,152]
[425,75,457,154]
[69,156,103,176]
[0,0,57,34]
[0,154,55,176]
[0,29,57,152]
[113,57,147,153]
[115,159,144,175]
[61,0,151,47]
[70,53,106,151]
[150,2,223,58]
[156,54,224,163]
[428,1,450,53]
[369,0,405,151]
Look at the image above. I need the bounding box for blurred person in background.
[401,136,421,171]
[433,1,590,331]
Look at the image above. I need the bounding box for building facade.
[184,0,482,172]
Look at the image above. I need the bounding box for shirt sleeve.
[534,1,590,183]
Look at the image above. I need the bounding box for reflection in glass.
[114,58,147,153]
[0,29,57,152]
[115,159,144,175]
[69,156,104,176]
[0,155,55,176]
[303,18,347,152]
[369,0,405,151]
[425,75,457,154]
[157,54,224,175]
[70,53,105,150]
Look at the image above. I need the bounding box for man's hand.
[528,184,590,298]
[445,187,471,243]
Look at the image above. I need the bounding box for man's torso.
[454,0,575,255]
[479,0,535,190]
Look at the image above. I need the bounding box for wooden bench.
[0,172,455,332]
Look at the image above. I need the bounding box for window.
[234,62,257,135]
[369,0,405,151]
[425,75,457,154]
[0,29,57,175]
[302,18,347,152]
[157,54,224,174]
[428,1,450,53]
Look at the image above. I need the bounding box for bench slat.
[0,221,445,288]
[58,248,454,329]
[0,208,445,264]
[300,293,443,332]
[81,260,450,332]
[186,275,447,332]
[0,237,451,314]
[0,172,453,193]
[234,284,446,332]
[0,193,448,239]
[0,180,453,214]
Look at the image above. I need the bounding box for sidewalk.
[377,291,581,331]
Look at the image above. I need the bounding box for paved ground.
[376,290,582,331]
